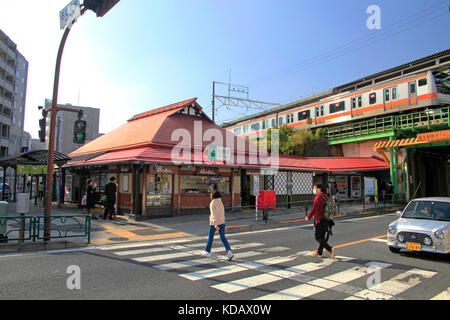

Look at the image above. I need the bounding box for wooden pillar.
[177,168,181,216]
[141,165,147,217]
[116,170,121,215]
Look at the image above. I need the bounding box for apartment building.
[0,29,28,157]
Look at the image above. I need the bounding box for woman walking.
[202,187,234,261]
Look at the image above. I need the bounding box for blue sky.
[0,0,449,137]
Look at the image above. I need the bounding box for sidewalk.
[0,199,403,253]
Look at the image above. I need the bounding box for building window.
[369,93,377,105]
[298,110,311,121]
[329,101,345,114]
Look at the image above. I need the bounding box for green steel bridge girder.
[327,131,397,145]
[326,106,449,145]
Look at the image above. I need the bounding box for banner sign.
[17,165,47,175]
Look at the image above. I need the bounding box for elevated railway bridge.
[325,105,450,202]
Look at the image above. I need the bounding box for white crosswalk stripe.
[255,262,392,300]
[101,238,444,300]
[345,268,437,300]
[181,256,298,281]
[431,287,450,300]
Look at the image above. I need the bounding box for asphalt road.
[0,213,449,301]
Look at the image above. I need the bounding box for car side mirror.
[396,211,402,217]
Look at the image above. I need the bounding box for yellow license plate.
[406,242,421,251]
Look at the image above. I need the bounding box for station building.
[65,98,389,218]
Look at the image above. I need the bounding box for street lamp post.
[44,1,120,240]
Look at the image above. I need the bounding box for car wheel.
[389,247,401,253]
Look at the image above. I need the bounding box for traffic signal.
[83,0,120,17]
[73,119,87,144]
[38,118,46,143]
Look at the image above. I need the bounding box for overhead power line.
[248,0,448,86]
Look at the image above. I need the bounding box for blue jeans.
[205,224,231,253]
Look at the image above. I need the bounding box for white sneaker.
[226,250,234,261]
[201,251,211,258]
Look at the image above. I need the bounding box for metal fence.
[0,215,91,244]
[225,194,404,221]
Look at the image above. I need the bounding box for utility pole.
[44,0,120,240]
[212,81,216,123]
[211,80,280,124]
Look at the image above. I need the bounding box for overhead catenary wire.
[247,0,448,87]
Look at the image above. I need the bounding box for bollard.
[263,205,269,223]
[0,201,8,243]
[17,193,29,243]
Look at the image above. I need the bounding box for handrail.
[0,215,91,244]
[326,106,449,141]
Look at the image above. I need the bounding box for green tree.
[260,126,326,156]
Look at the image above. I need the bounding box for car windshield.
[402,200,450,221]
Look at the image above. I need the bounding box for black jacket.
[104,181,117,203]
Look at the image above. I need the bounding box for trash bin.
[0,201,8,241]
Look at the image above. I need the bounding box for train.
[227,70,450,140]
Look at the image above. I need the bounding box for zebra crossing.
[97,237,449,300]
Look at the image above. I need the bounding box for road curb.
[0,240,87,254]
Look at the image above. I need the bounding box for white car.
[387,197,450,254]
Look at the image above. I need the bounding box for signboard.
[364,177,376,196]
[196,167,219,176]
[17,165,47,175]
[60,0,81,30]
[150,166,177,175]
[417,129,450,143]
[252,175,260,196]
[205,145,231,162]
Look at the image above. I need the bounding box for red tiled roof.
[128,98,199,122]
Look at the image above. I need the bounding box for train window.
[271,118,276,127]
[330,101,345,114]
[262,120,268,129]
[418,78,427,87]
[409,82,416,94]
[392,87,397,100]
[286,114,294,124]
[234,127,241,135]
[278,117,284,126]
[351,98,357,109]
[385,89,390,102]
[251,122,260,132]
[358,96,362,107]
[298,110,311,121]
[315,105,324,117]
[369,93,377,105]
[243,125,249,133]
